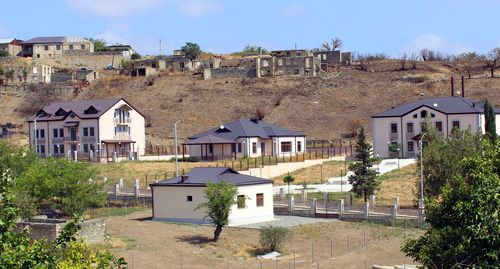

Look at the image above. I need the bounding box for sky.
[0,0,499,56]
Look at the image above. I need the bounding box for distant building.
[27,98,145,161]
[103,45,135,58]
[271,49,311,58]
[21,37,94,59]
[31,64,53,83]
[0,38,22,56]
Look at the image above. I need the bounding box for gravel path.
[235,215,337,229]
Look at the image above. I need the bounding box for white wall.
[151,183,274,226]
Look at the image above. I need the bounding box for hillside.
[1,60,499,146]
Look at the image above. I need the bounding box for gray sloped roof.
[21,36,89,44]
[150,167,273,187]
[183,135,236,145]
[372,96,499,118]
[189,119,305,141]
[27,98,126,122]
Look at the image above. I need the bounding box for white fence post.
[363,202,370,220]
[288,196,295,213]
[369,195,376,209]
[390,204,398,226]
[114,184,120,198]
[392,196,400,210]
[310,199,317,217]
[339,199,344,219]
[119,178,124,189]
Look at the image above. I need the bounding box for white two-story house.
[184,118,306,161]
[372,96,500,158]
[27,98,145,161]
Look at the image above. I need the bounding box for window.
[435,121,443,132]
[116,126,129,133]
[53,144,64,155]
[452,120,460,129]
[208,144,213,154]
[35,129,45,139]
[44,45,49,51]
[256,193,264,207]
[252,142,257,154]
[53,128,64,138]
[237,143,242,153]
[187,196,193,202]
[413,113,418,118]
[420,110,427,118]
[82,143,95,154]
[69,45,74,50]
[56,45,61,50]
[237,195,245,209]
[390,123,398,134]
[406,122,414,133]
[36,145,45,155]
[420,122,428,132]
[297,141,302,152]
[407,141,414,152]
[281,142,292,152]
[431,113,436,118]
[80,44,85,50]
[83,127,95,137]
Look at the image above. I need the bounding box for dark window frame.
[237,195,246,209]
[256,193,264,207]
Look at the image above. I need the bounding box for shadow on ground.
[176,234,213,245]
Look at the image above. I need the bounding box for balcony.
[52,137,64,144]
[114,118,132,125]
[64,136,79,142]
[35,138,45,144]
[81,136,96,143]
[405,132,415,140]
[389,132,399,140]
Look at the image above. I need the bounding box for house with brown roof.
[27,98,145,161]
[0,38,22,56]
[184,118,306,161]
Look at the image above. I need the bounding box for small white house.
[372,96,500,158]
[150,167,274,226]
[184,118,306,161]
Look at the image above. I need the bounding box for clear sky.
[1,0,499,56]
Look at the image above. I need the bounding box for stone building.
[21,37,94,59]
[0,38,22,56]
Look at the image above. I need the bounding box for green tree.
[130,52,141,60]
[87,38,107,52]
[5,68,15,82]
[242,44,269,55]
[259,225,291,252]
[15,158,107,218]
[283,172,295,195]
[0,50,9,57]
[402,140,500,268]
[421,128,481,198]
[195,181,237,241]
[484,99,497,142]
[181,42,201,61]
[0,65,4,76]
[348,126,379,202]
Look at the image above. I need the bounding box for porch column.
[221,143,224,159]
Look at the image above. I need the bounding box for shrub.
[259,225,291,252]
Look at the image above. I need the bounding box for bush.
[259,225,291,252]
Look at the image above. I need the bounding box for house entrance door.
[261,142,266,156]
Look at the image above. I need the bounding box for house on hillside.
[150,167,274,225]
[184,118,306,161]
[21,37,94,59]
[0,38,22,56]
[372,94,500,158]
[27,98,145,161]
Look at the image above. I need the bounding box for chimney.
[461,75,465,98]
[180,175,189,182]
[450,76,454,97]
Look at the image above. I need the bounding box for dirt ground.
[272,160,347,185]
[106,211,422,269]
[377,164,418,207]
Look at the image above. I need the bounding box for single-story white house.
[372,95,500,158]
[183,118,306,161]
[150,167,274,226]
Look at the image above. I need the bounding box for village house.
[150,167,274,225]
[21,36,94,59]
[372,91,500,158]
[102,44,135,59]
[0,38,22,56]
[184,118,306,161]
[27,98,145,161]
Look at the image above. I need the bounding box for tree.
[402,140,500,268]
[398,53,407,70]
[484,99,497,142]
[409,53,418,69]
[130,52,141,60]
[348,126,379,202]
[484,47,500,78]
[0,50,9,57]
[259,225,291,252]
[15,157,107,218]
[242,44,269,55]
[454,52,480,78]
[5,68,14,82]
[87,38,107,52]
[321,37,342,51]
[195,181,238,241]
[181,42,201,61]
[283,173,295,195]
[421,128,481,198]
[0,65,4,76]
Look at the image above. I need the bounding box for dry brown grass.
[376,164,418,207]
[272,160,347,185]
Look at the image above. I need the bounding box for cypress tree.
[484,99,497,142]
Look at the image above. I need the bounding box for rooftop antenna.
[159,40,162,56]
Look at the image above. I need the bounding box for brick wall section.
[17,218,106,244]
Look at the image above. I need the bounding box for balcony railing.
[406,132,415,140]
[81,136,96,143]
[52,137,64,144]
[64,136,79,142]
[35,138,45,144]
[113,118,132,125]
[389,132,398,140]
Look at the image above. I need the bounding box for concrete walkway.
[235,215,337,229]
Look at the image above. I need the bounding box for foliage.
[259,225,291,252]
[241,44,269,55]
[120,59,132,69]
[483,47,499,78]
[402,140,500,268]
[130,52,141,60]
[420,49,450,61]
[453,52,480,78]
[195,180,237,241]
[421,128,481,198]
[87,38,107,52]
[283,172,295,194]
[0,65,4,75]
[5,68,15,82]
[388,143,400,157]
[0,50,9,57]
[321,37,342,51]
[15,157,107,218]
[484,99,497,142]
[181,42,201,61]
[348,126,379,202]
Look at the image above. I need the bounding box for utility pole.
[174,120,182,177]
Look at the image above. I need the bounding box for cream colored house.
[150,167,274,226]
[0,38,22,56]
[184,118,306,161]
[27,98,145,161]
[372,96,500,158]
[21,36,94,59]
